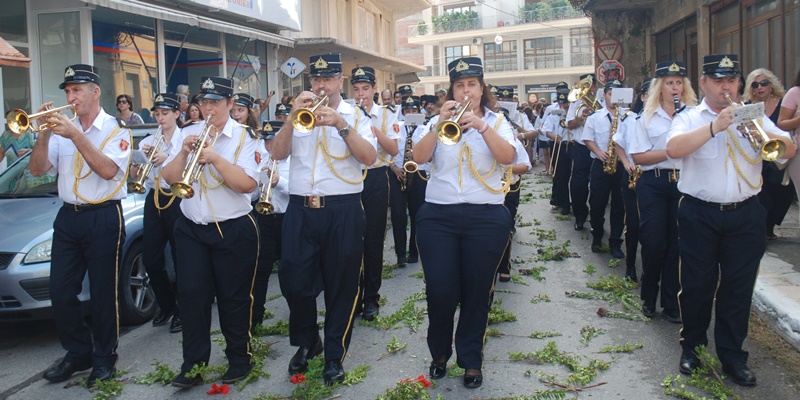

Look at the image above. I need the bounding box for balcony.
[409,6,584,38]
[524,54,564,70]
[571,52,594,67]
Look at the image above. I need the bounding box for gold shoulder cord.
[153,172,176,213]
[371,107,392,167]
[457,116,511,194]
[725,128,762,190]
[319,108,368,184]
[72,126,131,204]
[199,126,249,238]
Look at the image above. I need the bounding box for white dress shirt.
[394,121,430,173]
[138,127,182,190]
[583,107,628,159]
[250,140,291,214]
[511,139,532,184]
[611,112,635,165]
[567,100,586,143]
[47,108,131,204]
[543,111,570,141]
[425,108,516,205]
[167,117,259,224]
[628,106,682,171]
[368,103,400,169]
[667,99,790,203]
[288,99,377,195]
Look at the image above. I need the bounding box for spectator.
[0,109,35,168]
[435,88,447,104]
[176,94,189,121]
[185,102,203,124]
[115,94,144,125]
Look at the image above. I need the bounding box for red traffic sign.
[596,37,623,62]
[596,60,625,85]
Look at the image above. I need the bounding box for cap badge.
[65,67,75,78]
[454,59,469,72]
[233,94,240,100]
[278,104,286,110]
[668,62,680,73]
[264,123,273,132]
[354,68,365,76]
[314,57,329,69]
[201,78,215,90]
[405,97,414,104]
[502,90,510,96]
[490,86,498,93]
[719,56,734,68]
[155,95,164,103]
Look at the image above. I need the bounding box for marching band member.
[667,54,795,386]
[270,53,377,385]
[135,93,184,333]
[275,103,291,122]
[162,76,260,388]
[567,73,599,231]
[583,79,627,259]
[413,57,515,389]
[630,62,696,320]
[31,64,131,386]
[545,89,572,215]
[497,131,532,282]
[231,93,261,135]
[351,66,400,321]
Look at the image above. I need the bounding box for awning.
[294,38,425,76]
[0,36,30,68]
[82,0,294,48]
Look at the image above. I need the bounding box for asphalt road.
[1,170,799,399]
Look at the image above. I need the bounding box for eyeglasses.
[117,99,128,104]
[198,98,223,106]
[750,79,770,89]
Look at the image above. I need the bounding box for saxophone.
[602,109,620,175]
[400,124,416,192]
[628,165,642,189]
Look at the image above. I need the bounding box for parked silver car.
[0,127,159,325]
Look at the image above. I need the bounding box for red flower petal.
[290,373,306,384]
[220,384,230,394]
[207,383,222,394]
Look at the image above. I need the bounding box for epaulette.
[387,104,395,113]
[116,117,128,128]
[620,111,634,122]
[359,105,372,119]
[245,125,261,139]
[181,120,199,128]
[424,116,431,125]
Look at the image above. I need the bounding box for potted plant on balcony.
[417,20,428,35]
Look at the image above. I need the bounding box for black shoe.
[429,361,447,380]
[560,207,571,215]
[222,363,253,384]
[362,302,379,321]
[663,309,681,324]
[574,223,585,231]
[463,372,483,389]
[43,358,92,383]
[498,273,511,283]
[323,360,345,385]
[407,256,419,264]
[642,304,656,318]
[722,363,757,386]
[288,336,324,373]
[591,241,602,253]
[625,267,638,282]
[679,352,701,375]
[172,370,203,389]
[152,309,174,327]
[396,257,407,268]
[610,247,625,259]
[169,315,182,333]
[87,367,115,387]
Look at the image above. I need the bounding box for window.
[0,0,27,42]
[226,35,270,110]
[655,16,697,87]
[570,27,592,67]
[40,12,82,106]
[0,0,29,111]
[525,36,563,69]
[444,4,474,14]
[445,45,477,67]
[484,41,518,72]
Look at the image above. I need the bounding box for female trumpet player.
[162,76,260,389]
[629,61,697,320]
[413,57,516,389]
[133,93,183,333]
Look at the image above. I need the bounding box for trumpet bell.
[762,140,786,162]
[127,181,146,195]
[403,160,418,174]
[255,201,274,215]
[7,109,30,134]
[170,182,195,199]
[437,120,462,145]
[291,109,316,133]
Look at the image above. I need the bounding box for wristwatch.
[338,126,350,138]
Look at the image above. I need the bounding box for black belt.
[683,194,755,211]
[290,193,360,209]
[63,199,121,212]
[643,169,680,182]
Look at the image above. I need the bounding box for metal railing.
[524,54,564,70]
[518,6,584,24]
[570,53,593,67]
[485,58,519,73]
[409,6,584,38]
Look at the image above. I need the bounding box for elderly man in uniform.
[667,54,795,386]
[30,64,132,386]
[271,53,377,385]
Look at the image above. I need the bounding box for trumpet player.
[29,64,131,386]
[583,79,627,259]
[270,53,377,385]
[667,54,795,386]
[544,89,572,216]
[567,74,599,231]
[161,76,261,389]
[250,121,290,331]
[134,93,184,333]
[351,66,399,321]
[275,102,291,122]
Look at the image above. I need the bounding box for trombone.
[436,97,471,145]
[723,93,785,161]
[254,159,279,215]
[128,127,165,194]
[8,104,77,134]
[170,115,220,199]
[291,91,329,133]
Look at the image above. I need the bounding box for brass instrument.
[628,165,642,189]
[401,123,417,191]
[8,104,77,134]
[602,108,620,175]
[170,116,220,199]
[291,91,329,133]
[508,117,530,147]
[254,159,279,215]
[436,97,471,145]
[128,127,165,194]
[723,93,785,162]
[551,117,569,178]
[569,77,602,117]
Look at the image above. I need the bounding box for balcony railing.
[485,58,519,73]
[571,53,593,67]
[409,6,584,38]
[525,54,564,70]
[419,53,594,79]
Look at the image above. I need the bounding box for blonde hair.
[643,76,698,123]
[743,68,785,102]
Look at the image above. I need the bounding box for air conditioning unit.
[472,37,483,45]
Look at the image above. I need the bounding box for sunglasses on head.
[750,79,770,89]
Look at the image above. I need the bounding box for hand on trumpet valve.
[270,169,280,187]
[293,91,316,108]
[457,112,483,132]
[48,112,78,138]
[313,106,343,128]
[438,100,459,120]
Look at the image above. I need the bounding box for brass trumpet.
[291,91,329,133]
[170,116,220,199]
[255,159,279,215]
[436,97,471,145]
[128,127,165,194]
[8,104,77,134]
[723,93,785,162]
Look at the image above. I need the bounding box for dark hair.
[186,103,204,121]
[793,68,800,88]
[116,94,133,112]
[445,76,495,111]
[245,108,260,130]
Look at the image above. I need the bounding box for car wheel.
[118,241,157,325]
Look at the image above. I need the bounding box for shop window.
[0,0,27,43]
[225,35,270,114]
[484,41,518,72]
[39,12,82,106]
[525,36,563,69]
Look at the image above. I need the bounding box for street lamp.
[494,34,503,45]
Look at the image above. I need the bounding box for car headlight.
[24,239,52,264]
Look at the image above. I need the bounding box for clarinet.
[673,94,685,116]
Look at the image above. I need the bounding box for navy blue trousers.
[143,189,181,316]
[417,202,512,370]
[589,160,624,246]
[361,166,390,304]
[389,170,427,260]
[251,207,283,327]
[552,141,572,210]
[499,180,522,275]
[570,143,591,225]
[620,170,639,269]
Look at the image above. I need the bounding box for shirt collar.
[697,98,718,116]
[91,108,111,132]
[336,99,354,115]
[219,116,236,137]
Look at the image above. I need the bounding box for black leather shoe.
[463,372,483,389]
[642,304,656,318]
[87,366,115,387]
[498,273,511,283]
[323,360,345,385]
[407,256,418,264]
[723,363,757,386]
[574,223,584,231]
[663,309,681,324]
[43,358,92,383]
[679,352,701,375]
[591,241,602,253]
[169,315,182,333]
[152,309,174,327]
[172,370,203,388]
[625,266,638,282]
[222,363,253,384]
[560,207,571,215]
[429,361,447,380]
[362,302,379,321]
[288,336,323,373]
[610,247,625,259]
[396,257,407,268]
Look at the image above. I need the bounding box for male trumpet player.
[667,54,795,386]
[351,66,399,321]
[567,74,598,231]
[29,64,131,386]
[162,76,261,388]
[545,89,572,216]
[270,53,377,385]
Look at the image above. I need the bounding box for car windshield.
[0,153,58,198]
